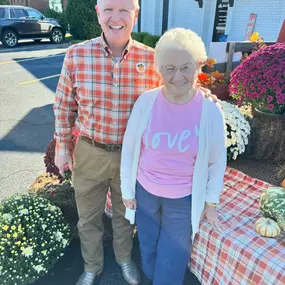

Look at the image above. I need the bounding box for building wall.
[134,0,285,47]
[137,0,217,50]
[9,0,49,12]
[201,0,217,50]
[168,0,204,36]
[9,0,28,6]
[139,0,163,35]
[226,0,285,41]
[30,0,49,11]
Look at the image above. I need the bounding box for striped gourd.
[260,187,285,231]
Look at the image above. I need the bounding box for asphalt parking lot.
[0,40,201,285]
[0,39,69,199]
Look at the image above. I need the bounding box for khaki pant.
[72,137,134,274]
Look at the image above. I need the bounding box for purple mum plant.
[229,42,285,114]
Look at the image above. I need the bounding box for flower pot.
[254,105,285,116]
[209,85,230,100]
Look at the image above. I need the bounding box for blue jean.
[136,181,192,285]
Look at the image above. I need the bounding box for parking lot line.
[19,74,60,85]
[0,54,65,65]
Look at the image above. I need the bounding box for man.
[54,0,162,284]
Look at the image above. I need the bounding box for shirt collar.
[99,33,133,60]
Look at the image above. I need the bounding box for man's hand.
[201,204,227,232]
[54,153,73,177]
[123,198,137,210]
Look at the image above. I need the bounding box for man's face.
[96,0,139,48]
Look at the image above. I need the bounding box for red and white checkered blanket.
[190,167,285,285]
[104,167,285,285]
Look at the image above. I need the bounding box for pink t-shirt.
[137,90,203,198]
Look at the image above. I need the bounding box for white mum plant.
[0,195,71,285]
[218,100,251,160]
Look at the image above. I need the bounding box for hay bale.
[276,164,285,185]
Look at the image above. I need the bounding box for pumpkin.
[281,179,285,189]
[255,217,281,237]
[260,187,285,231]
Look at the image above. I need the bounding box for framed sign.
[244,13,257,40]
[212,0,230,42]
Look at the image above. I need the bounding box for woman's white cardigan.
[120,87,227,242]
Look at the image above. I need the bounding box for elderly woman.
[120,28,227,285]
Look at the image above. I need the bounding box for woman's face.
[160,49,199,96]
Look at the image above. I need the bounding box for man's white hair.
[97,0,140,9]
[155,28,207,68]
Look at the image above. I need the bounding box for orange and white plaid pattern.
[190,167,285,285]
[54,35,162,155]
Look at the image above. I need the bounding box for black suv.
[0,5,66,47]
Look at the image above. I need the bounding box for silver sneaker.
[120,261,140,285]
[76,272,96,285]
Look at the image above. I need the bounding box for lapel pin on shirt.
[136,63,146,73]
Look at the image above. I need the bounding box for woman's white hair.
[97,0,140,9]
[155,28,207,68]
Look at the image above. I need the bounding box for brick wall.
[9,0,49,12]
[62,0,68,10]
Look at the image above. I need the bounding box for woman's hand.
[201,204,226,232]
[123,198,137,210]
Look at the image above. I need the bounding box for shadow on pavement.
[0,104,54,153]
[15,53,65,92]
[33,217,201,285]
[0,41,70,53]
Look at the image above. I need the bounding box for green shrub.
[131,32,161,48]
[131,32,147,43]
[66,0,101,40]
[143,33,161,48]
[0,0,9,4]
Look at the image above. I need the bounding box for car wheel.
[33,39,42,43]
[50,28,64,44]
[2,29,18,48]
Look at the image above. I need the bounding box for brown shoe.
[119,261,141,285]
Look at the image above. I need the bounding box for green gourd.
[260,187,285,231]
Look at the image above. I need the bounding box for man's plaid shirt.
[54,35,163,155]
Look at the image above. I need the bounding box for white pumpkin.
[255,217,281,237]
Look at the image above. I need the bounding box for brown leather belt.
[81,136,122,152]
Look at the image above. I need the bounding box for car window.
[0,8,5,19]
[27,9,43,20]
[11,8,28,19]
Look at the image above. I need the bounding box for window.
[27,9,43,20]
[0,8,5,19]
[11,8,28,19]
